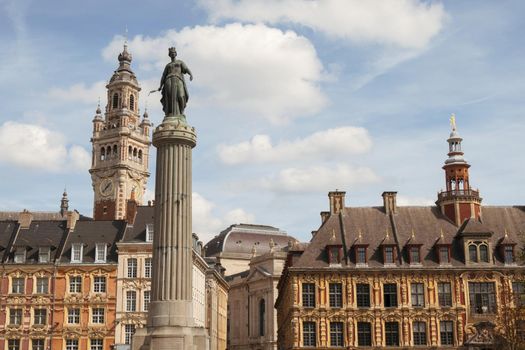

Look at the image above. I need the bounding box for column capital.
[153,116,197,148]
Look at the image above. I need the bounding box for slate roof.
[121,206,154,242]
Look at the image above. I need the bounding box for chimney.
[66,211,80,231]
[382,191,398,214]
[328,191,346,215]
[18,209,33,229]
[320,211,330,224]
[126,198,138,225]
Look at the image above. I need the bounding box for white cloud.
[218,126,372,164]
[201,0,446,50]
[48,81,106,105]
[102,23,327,123]
[396,195,435,206]
[260,164,380,193]
[0,121,89,172]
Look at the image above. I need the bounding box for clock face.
[99,179,114,197]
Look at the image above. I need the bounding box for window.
[92,308,104,323]
[36,277,48,294]
[66,339,79,350]
[145,258,152,278]
[10,308,22,325]
[68,308,80,324]
[356,247,367,264]
[469,282,496,314]
[8,340,19,350]
[413,321,427,346]
[71,243,83,263]
[112,93,119,109]
[329,283,343,308]
[90,339,103,350]
[126,291,137,311]
[440,321,454,345]
[469,244,478,262]
[410,246,421,264]
[330,322,344,347]
[328,246,341,264]
[357,322,372,346]
[12,277,25,294]
[259,299,266,336]
[384,246,394,264]
[127,258,137,278]
[34,308,46,325]
[302,283,315,308]
[411,283,425,307]
[146,224,154,242]
[384,284,398,307]
[69,276,82,293]
[144,290,151,311]
[93,276,106,293]
[303,322,316,347]
[385,322,399,346]
[513,282,525,305]
[479,244,489,262]
[32,339,45,350]
[14,247,26,263]
[129,94,135,111]
[125,324,136,345]
[438,282,452,307]
[95,243,107,263]
[439,246,450,264]
[505,246,515,264]
[356,284,370,308]
[39,247,50,263]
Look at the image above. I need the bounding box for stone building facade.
[276,122,525,349]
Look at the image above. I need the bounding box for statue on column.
[157,47,193,117]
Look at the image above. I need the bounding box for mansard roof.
[121,205,154,243]
[292,205,525,269]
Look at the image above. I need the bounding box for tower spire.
[60,189,69,217]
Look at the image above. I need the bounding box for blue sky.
[1,0,524,243]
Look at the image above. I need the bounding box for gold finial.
[411,228,416,240]
[504,228,509,238]
[385,228,390,239]
[251,244,257,257]
[269,238,276,252]
[331,229,336,241]
[124,25,129,46]
[440,228,445,240]
[358,229,363,241]
[450,113,456,131]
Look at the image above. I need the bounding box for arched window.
[113,145,118,159]
[479,244,489,262]
[259,298,265,337]
[106,146,111,159]
[129,94,135,111]
[128,146,133,160]
[112,93,119,109]
[469,245,478,262]
[100,147,106,161]
[133,148,137,161]
[138,150,143,164]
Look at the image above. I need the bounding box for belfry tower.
[436,115,482,226]
[89,43,151,220]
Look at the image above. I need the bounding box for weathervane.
[450,113,456,131]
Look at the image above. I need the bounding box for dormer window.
[467,241,490,263]
[409,246,421,264]
[14,247,26,263]
[355,246,368,265]
[146,224,154,242]
[326,245,342,265]
[95,243,107,263]
[438,246,450,264]
[383,246,395,264]
[504,246,514,264]
[38,247,50,263]
[71,243,83,263]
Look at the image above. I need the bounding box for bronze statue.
[157,47,193,117]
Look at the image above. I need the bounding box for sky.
[0,0,524,243]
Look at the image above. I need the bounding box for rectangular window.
[95,243,107,263]
[8,340,19,350]
[302,283,315,308]
[505,246,515,264]
[303,321,316,347]
[357,322,372,346]
[385,322,399,346]
[411,283,425,307]
[440,321,454,346]
[68,308,80,324]
[39,247,50,263]
[93,276,106,293]
[14,247,26,263]
[69,276,82,293]
[125,324,136,345]
[145,258,152,278]
[329,246,341,264]
[384,284,398,308]
[413,321,427,346]
[144,290,151,311]
[127,258,138,278]
[329,283,342,308]
[66,339,79,350]
[410,246,421,264]
[438,282,452,307]
[127,291,137,312]
[92,308,104,324]
[32,340,45,350]
[36,277,48,294]
[10,308,23,325]
[356,247,367,264]
[439,246,450,264]
[90,339,103,350]
[384,246,394,264]
[330,322,344,347]
[469,282,496,314]
[34,308,47,325]
[356,284,371,308]
[12,277,25,294]
[513,282,525,306]
[146,224,154,242]
[71,243,83,263]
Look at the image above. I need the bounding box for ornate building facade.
[276,121,525,349]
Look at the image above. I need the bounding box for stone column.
[133,116,208,350]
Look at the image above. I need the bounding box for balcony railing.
[437,189,480,200]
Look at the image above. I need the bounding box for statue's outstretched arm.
[159,65,168,90]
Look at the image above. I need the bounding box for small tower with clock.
[89,43,151,220]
